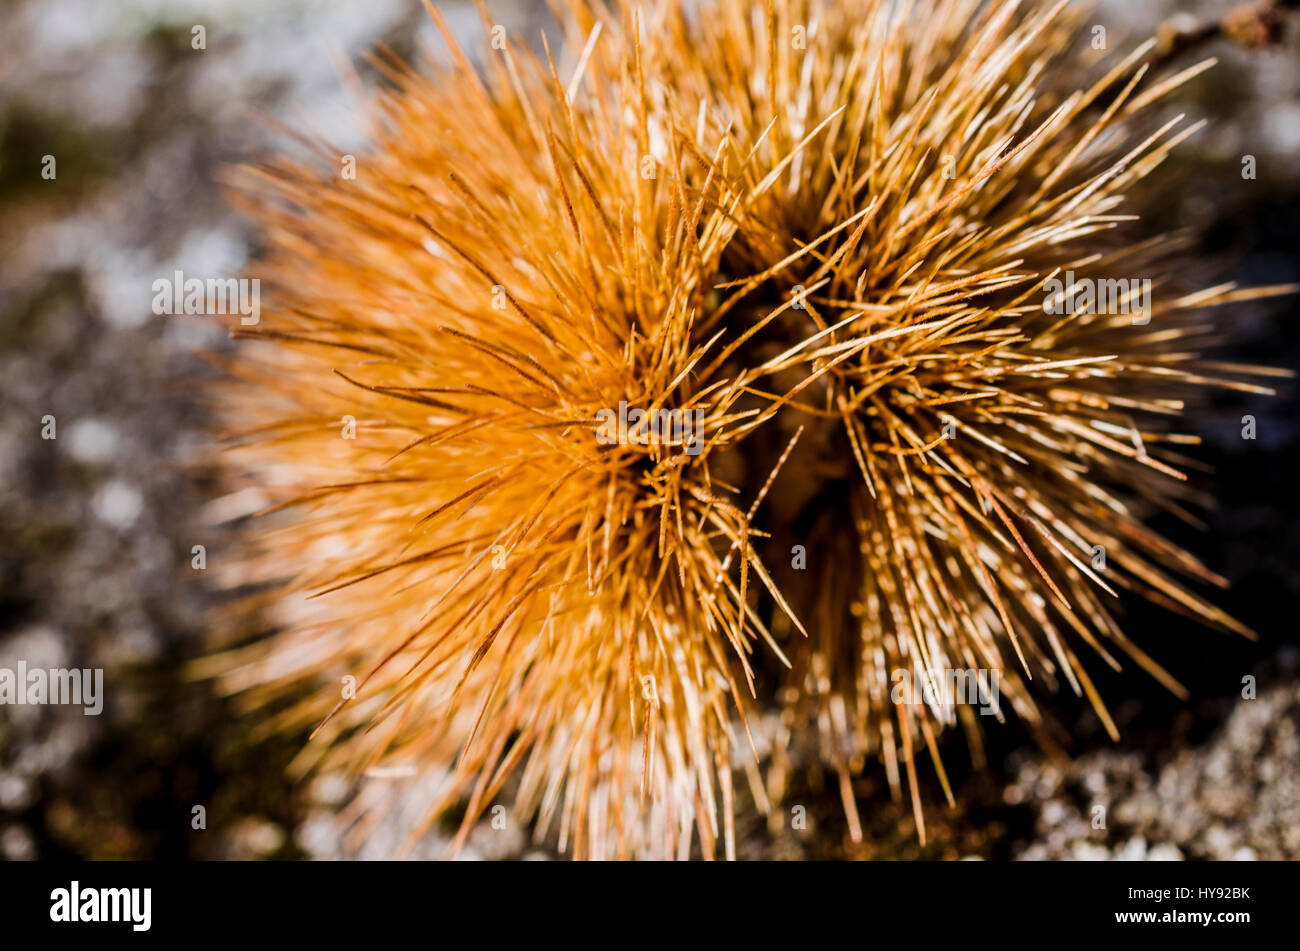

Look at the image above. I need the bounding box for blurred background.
[0,0,1297,860]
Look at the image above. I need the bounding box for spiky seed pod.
[209,5,803,859]
[210,0,1291,857]
[640,0,1291,839]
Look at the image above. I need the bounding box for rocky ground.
[1,0,1298,861]
[1012,675,1300,861]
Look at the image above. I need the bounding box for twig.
[1154,0,1298,66]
